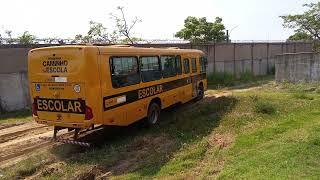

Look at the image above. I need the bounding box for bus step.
[39,136,91,147]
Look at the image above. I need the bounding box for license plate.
[35,98,85,114]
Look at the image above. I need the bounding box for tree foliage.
[18,31,36,44]
[280,2,320,40]
[175,16,227,43]
[110,6,142,44]
[5,30,14,44]
[75,7,141,44]
[74,21,118,44]
[287,32,313,41]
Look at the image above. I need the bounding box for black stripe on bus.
[103,73,206,111]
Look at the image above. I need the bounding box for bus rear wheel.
[197,83,204,100]
[146,102,161,126]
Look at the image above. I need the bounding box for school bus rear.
[28,46,101,129]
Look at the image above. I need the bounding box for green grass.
[0,109,32,123]
[207,72,273,89]
[3,80,320,179]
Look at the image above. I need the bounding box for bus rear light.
[85,106,93,120]
[32,102,38,116]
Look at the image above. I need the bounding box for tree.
[5,30,14,44]
[18,31,36,44]
[287,32,313,41]
[74,21,117,44]
[280,2,320,40]
[110,6,142,44]
[175,16,227,43]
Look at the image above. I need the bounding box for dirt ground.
[0,122,54,168]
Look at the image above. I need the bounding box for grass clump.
[293,92,314,100]
[0,109,32,123]
[207,71,271,89]
[207,72,235,87]
[254,100,276,114]
[239,71,256,83]
[250,95,276,115]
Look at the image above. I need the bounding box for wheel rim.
[150,108,158,124]
[199,88,204,97]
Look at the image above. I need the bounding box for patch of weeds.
[239,71,256,83]
[0,109,32,122]
[207,72,235,87]
[13,160,41,178]
[254,100,276,115]
[2,153,52,179]
[303,87,317,92]
[293,93,314,100]
[315,88,320,94]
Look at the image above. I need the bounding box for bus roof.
[30,45,205,55]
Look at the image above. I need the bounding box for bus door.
[182,57,193,101]
[191,58,198,98]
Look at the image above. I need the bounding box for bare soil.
[0,122,55,168]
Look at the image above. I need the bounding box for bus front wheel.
[147,102,161,126]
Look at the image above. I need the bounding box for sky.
[0,0,318,41]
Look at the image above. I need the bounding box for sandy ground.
[0,122,55,168]
[0,121,98,169]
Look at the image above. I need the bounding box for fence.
[0,42,314,112]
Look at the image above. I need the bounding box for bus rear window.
[110,56,140,88]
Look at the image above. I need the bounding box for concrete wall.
[0,42,314,111]
[275,52,320,82]
[0,72,30,111]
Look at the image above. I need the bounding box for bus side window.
[176,55,182,75]
[183,58,190,74]
[161,55,177,78]
[140,56,161,82]
[191,58,197,73]
[110,56,140,88]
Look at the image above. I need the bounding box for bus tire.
[146,102,161,126]
[197,83,204,100]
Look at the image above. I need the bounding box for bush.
[254,100,276,115]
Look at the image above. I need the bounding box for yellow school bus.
[28,45,207,139]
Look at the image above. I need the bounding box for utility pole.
[227,25,239,43]
[226,30,229,43]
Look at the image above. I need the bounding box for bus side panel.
[99,54,126,125]
[124,100,147,125]
[85,47,103,125]
[160,78,179,109]
[181,83,193,103]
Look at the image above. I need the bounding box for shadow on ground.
[50,95,238,179]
